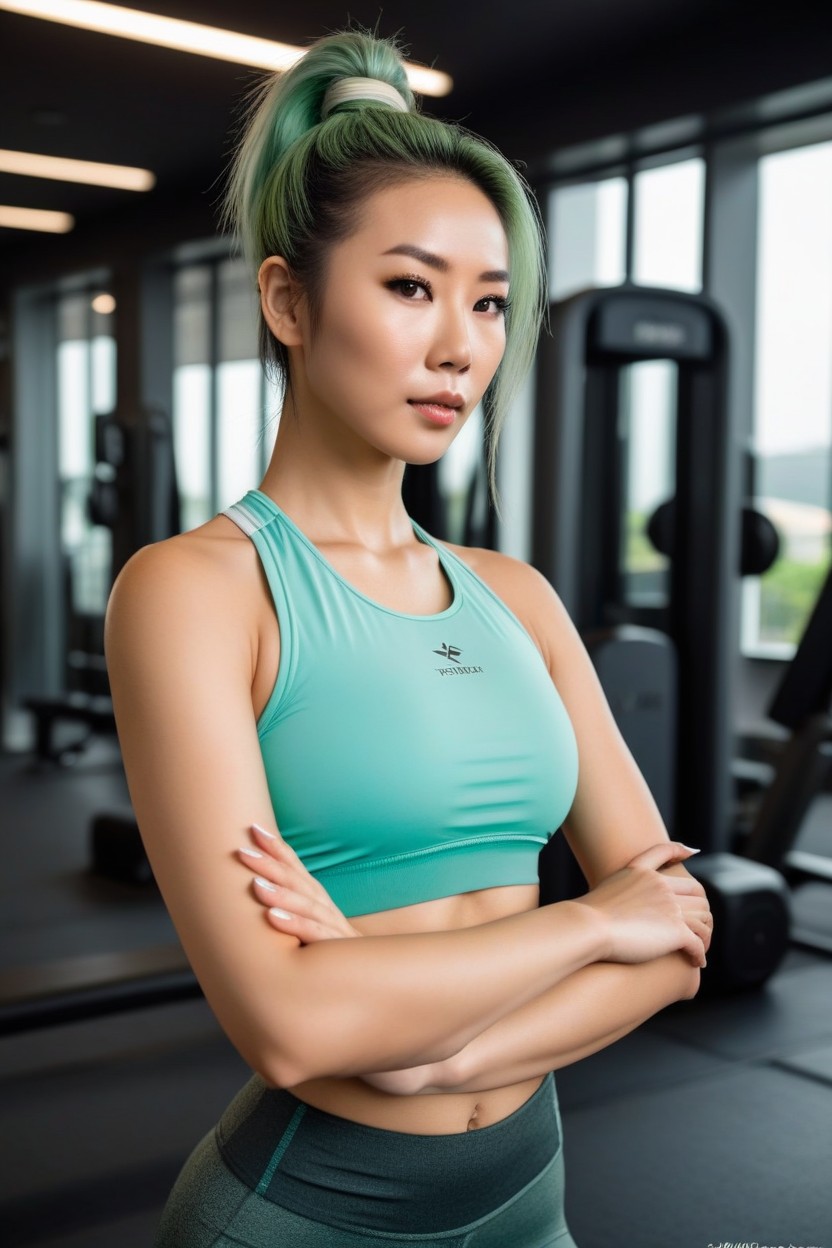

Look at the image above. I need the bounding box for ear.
[258,256,305,347]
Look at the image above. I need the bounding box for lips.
[408,392,464,409]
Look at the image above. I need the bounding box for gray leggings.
[154,1073,578,1247]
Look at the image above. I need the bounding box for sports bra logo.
[433,643,484,677]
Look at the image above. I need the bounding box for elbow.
[258,1050,308,1091]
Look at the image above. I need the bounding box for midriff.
[286,883,546,1134]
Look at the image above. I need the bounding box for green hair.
[223,28,547,511]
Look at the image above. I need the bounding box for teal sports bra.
[222,489,579,917]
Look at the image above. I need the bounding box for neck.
[258,390,415,551]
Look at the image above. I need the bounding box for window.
[619,359,678,607]
[744,139,832,655]
[56,288,116,622]
[173,255,278,531]
[632,158,705,293]
[547,176,628,300]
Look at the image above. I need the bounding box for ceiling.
[0,0,830,255]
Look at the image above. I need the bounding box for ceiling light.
[0,205,74,232]
[0,148,155,190]
[0,1,453,96]
[91,292,116,314]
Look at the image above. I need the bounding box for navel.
[466,1102,482,1131]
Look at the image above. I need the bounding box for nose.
[426,301,472,374]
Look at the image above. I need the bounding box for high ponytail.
[223,28,546,512]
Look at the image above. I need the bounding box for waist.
[216,1072,560,1234]
[286,1072,547,1134]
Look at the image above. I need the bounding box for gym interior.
[1,3,831,1245]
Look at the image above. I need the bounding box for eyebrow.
[382,244,509,284]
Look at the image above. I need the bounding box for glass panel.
[173,364,212,532]
[619,359,677,607]
[438,404,484,544]
[174,257,268,522]
[548,177,628,300]
[173,264,212,527]
[56,288,116,646]
[745,139,832,654]
[633,158,705,292]
[217,257,265,509]
[217,359,263,509]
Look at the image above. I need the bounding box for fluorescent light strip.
[0,148,155,190]
[0,205,74,232]
[0,1,453,96]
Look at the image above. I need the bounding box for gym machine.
[533,283,791,990]
[24,406,180,763]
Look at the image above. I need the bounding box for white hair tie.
[321,77,409,120]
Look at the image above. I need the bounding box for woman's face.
[281,174,510,466]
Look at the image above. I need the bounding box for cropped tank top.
[222,489,579,917]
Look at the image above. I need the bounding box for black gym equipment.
[733,562,832,953]
[24,406,180,765]
[533,283,793,990]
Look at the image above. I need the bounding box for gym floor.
[1,736,831,1248]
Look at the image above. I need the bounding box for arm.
[369,951,699,1096]
[105,540,617,1089]
[239,833,706,1096]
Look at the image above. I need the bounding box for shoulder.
[105,515,262,668]
[443,541,576,676]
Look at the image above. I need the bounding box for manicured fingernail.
[681,845,701,854]
[238,847,264,860]
[251,823,275,839]
[269,907,293,920]
[254,876,278,892]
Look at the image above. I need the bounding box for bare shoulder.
[105,514,266,675]
[443,541,575,676]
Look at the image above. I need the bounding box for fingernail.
[238,847,264,859]
[681,845,701,854]
[251,823,275,839]
[254,876,278,892]
[269,907,293,919]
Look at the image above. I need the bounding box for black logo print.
[432,643,484,677]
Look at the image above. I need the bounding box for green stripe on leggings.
[255,1103,307,1196]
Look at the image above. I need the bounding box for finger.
[679,925,707,968]
[238,851,312,894]
[685,916,712,954]
[264,903,343,945]
[250,822,294,859]
[247,827,338,906]
[252,877,353,938]
[662,874,709,897]
[239,847,338,915]
[627,841,701,872]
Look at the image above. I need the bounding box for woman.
[105,28,713,1248]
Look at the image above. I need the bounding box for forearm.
[422,951,699,1094]
[266,900,608,1085]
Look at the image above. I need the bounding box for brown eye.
[386,277,432,300]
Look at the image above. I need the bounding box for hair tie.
[321,77,409,120]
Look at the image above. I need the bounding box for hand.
[237,823,361,943]
[657,860,714,956]
[574,841,712,968]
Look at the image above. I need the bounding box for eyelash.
[385,274,511,316]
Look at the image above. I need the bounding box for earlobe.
[258,256,305,347]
